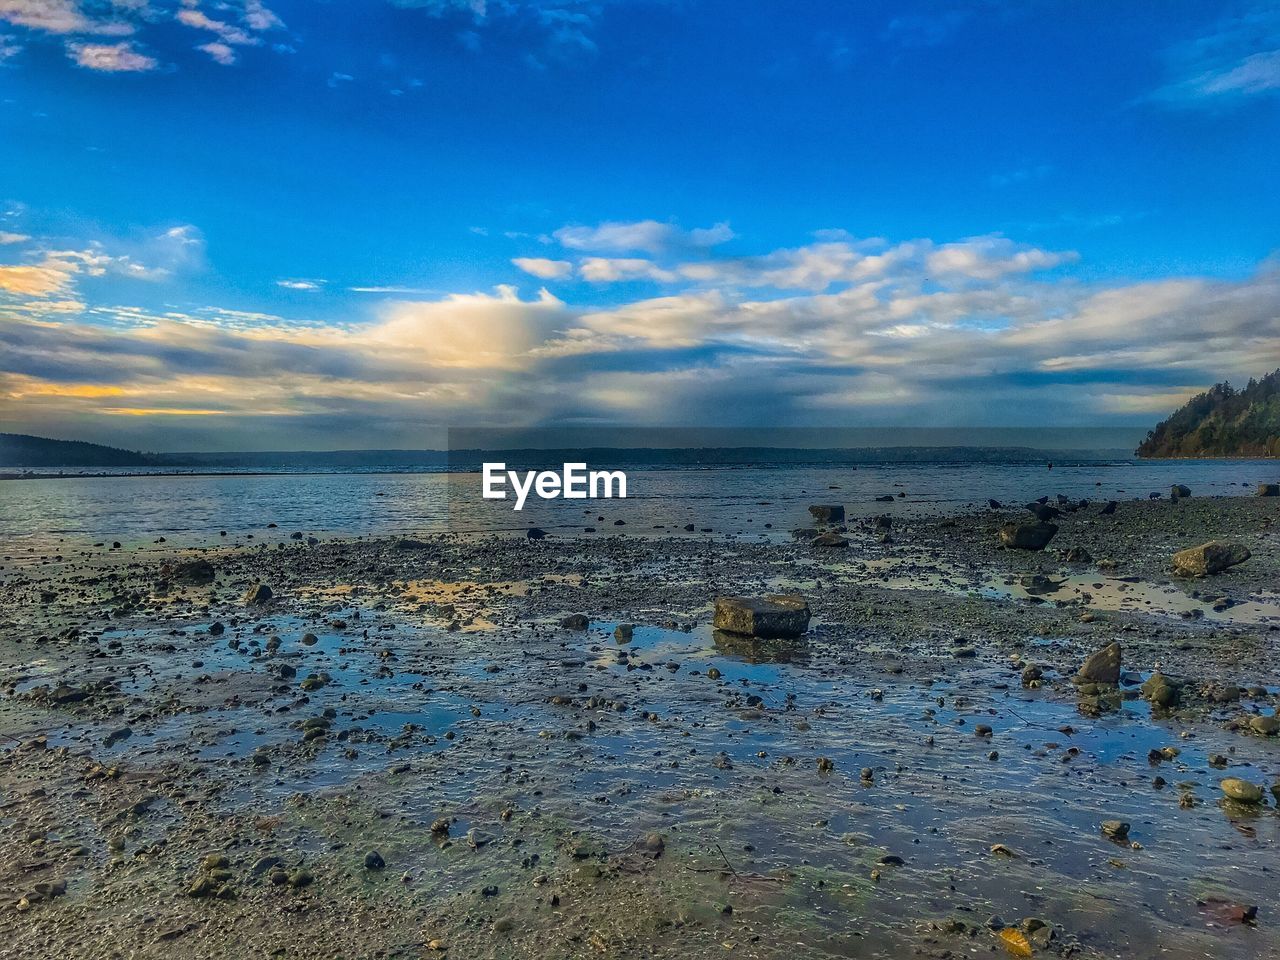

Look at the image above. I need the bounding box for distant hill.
[1137,370,1280,458]
[0,433,163,468]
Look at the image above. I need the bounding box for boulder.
[1220,778,1264,803]
[1075,642,1121,685]
[1099,500,1117,515]
[810,532,849,548]
[171,559,216,586]
[1249,714,1278,736]
[808,504,845,523]
[1025,503,1060,522]
[1171,484,1191,499]
[1172,540,1250,577]
[392,538,430,551]
[714,595,811,638]
[243,583,273,605]
[526,528,547,540]
[874,515,892,530]
[1258,483,1280,497]
[1141,671,1180,708]
[998,521,1058,550]
[559,614,590,630]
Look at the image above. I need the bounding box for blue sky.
[1,1,1278,450]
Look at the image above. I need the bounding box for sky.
[0,0,1278,451]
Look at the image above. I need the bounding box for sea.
[1,453,1275,552]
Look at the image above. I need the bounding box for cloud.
[277,278,326,291]
[388,0,610,64]
[1093,389,1205,414]
[3,224,1279,444]
[68,40,157,72]
[556,236,1072,293]
[196,41,235,65]
[1,0,283,73]
[675,240,914,291]
[925,236,1076,280]
[512,257,573,279]
[579,257,675,283]
[369,285,569,370]
[243,0,283,32]
[1154,4,1280,105]
[349,285,439,295]
[0,254,83,297]
[553,219,735,255]
[881,10,970,49]
[0,231,29,244]
[0,226,203,300]
[176,7,258,46]
[0,0,99,34]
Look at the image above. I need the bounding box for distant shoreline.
[1,456,1277,482]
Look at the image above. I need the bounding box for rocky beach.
[1,493,1278,959]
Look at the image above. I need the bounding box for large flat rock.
[1172,540,1250,577]
[714,594,811,638]
[998,521,1058,550]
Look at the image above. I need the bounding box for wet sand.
[1,496,1278,958]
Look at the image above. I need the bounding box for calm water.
[1,458,1275,551]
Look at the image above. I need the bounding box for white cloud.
[677,241,914,291]
[243,1,283,32]
[277,278,325,291]
[925,236,1076,280]
[177,8,257,47]
[578,257,675,283]
[368,285,570,370]
[0,254,83,297]
[0,227,202,299]
[1155,6,1280,105]
[553,219,735,255]
[67,40,156,72]
[197,40,235,65]
[1197,48,1280,95]
[0,231,29,244]
[0,0,94,34]
[512,257,572,279]
[4,221,1279,439]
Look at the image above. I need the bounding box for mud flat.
[1,496,1278,958]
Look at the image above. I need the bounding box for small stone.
[1101,820,1130,840]
[807,504,845,523]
